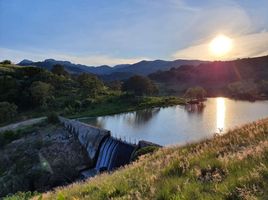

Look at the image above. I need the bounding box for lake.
[82,97,268,146]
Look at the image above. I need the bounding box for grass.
[6,118,266,200]
[68,95,186,119]
[0,121,47,147]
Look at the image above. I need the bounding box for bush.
[184,86,207,100]
[73,100,82,110]
[47,112,59,124]
[82,98,95,108]
[0,101,17,123]
[132,146,159,161]
[1,60,12,65]
[0,130,18,147]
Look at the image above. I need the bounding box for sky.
[0,0,268,66]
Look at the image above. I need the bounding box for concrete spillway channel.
[59,117,157,178]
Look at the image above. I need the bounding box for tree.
[227,81,258,99]
[0,76,19,103]
[0,60,11,65]
[258,80,268,95]
[0,102,17,123]
[30,81,53,107]
[122,75,158,96]
[77,73,104,98]
[184,86,207,100]
[51,64,69,77]
[107,80,122,91]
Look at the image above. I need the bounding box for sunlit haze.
[209,35,233,58]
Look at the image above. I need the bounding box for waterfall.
[60,117,138,174]
[95,137,136,172]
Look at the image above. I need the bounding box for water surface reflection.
[83,98,268,146]
[216,97,225,133]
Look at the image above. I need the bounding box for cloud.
[0,48,148,66]
[172,31,268,61]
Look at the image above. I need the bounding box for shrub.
[184,86,207,100]
[0,130,18,147]
[47,112,59,124]
[73,100,82,110]
[30,81,53,107]
[1,60,12,65]
[82,98,95,108]
[0,101,17,123]
[132,146,159,161]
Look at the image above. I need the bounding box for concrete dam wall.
[59,117,137,172]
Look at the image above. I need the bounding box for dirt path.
[0,117,46,132]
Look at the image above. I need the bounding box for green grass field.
[67,96,186,119]
[6,118,268,200]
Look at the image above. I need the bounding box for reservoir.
[82,97,268,146]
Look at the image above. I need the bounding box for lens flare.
[210,35,233,57]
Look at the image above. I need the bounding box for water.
[82,98,268,146]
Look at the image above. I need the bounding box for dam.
[59,117,143,174]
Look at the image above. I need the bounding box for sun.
[209,34,233,57]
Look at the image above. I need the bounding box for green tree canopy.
[106,80,122,91]
[227,81,258,99]
[0,60,12,65]
[0,102,17,123]
[30,81,53,107]
[184,86,207,100]
[51,64,69,77]
[123,75,158,96]
[77,73,104,98]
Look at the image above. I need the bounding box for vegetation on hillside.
[0,61,183,125]
[149,56,268,99]
[184,86,207,101]
[11,118,265,200]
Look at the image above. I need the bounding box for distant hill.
[99,72,135,81]
[112,59,205,75]
[18,59,109,75]
[149,55,268,96]
[17,58,205,79]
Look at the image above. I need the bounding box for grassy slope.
[68,96,186,119]
[14,118,267,200]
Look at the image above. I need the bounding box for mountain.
[18,59,111,75]
[17,58,206,79]
[149,55,268,96]
[112,59,206,75]
[99,72,135,81]
[18,59,34,65]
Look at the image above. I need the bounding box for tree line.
[0,61,158,124]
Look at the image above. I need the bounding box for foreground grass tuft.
[6,118,268,200]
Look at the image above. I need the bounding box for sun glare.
[209,35,233,57]
[216,97,225,133]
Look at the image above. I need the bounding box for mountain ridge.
[17,58,206,79]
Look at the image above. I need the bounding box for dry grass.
[6,118,268,200]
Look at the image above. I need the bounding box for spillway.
[95,137,136,172]
[59,117,137,173]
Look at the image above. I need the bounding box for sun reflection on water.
[216,97,226,133]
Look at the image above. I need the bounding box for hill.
[18,59,108,75]
[17,58,205,79]
[8,118,268,200]
[149,55,268,98]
